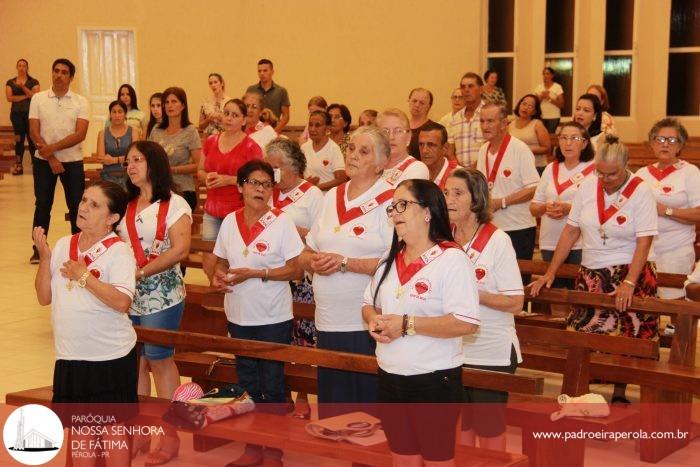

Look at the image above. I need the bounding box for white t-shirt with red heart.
[461,226,523,366]
[363,246,480,376]
[476,136,540,231]
[635,160,700,255]
[213,209,305,325]
[567,175,658,270]
[302,139,346,186]
[306,178,394,332]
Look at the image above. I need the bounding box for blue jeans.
[130,301,185,360]
[202,212,224,241]
[227,320,292,407]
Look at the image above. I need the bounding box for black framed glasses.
[386,200,422,215]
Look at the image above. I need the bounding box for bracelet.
[622,279,636,288]
[138,269,146,280]
[262,268,269,283]
[501,198,507,209]
[401,314,408,337]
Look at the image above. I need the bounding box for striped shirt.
[447,101,485,167]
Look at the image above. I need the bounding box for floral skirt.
[290,277,317,347]
[566,262,658,339]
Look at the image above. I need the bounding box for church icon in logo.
[3,404,64,465]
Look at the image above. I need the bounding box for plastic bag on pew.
[163,382,255,430]
[550,393,610,421]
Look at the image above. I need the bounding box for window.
[667,0,700,115]
[486,0,515,109]
[545,0,575,116]
[603,0,635,116]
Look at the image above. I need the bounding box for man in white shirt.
[447,72,485,168]
[28,58,89,264]
[476,102,539,268]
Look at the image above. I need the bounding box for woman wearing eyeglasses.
[211,159,304,467]
[244,91,278,152]
[378,108,429,187]
[362,179,479,465]
[636,118,700,301]
[530,135,658,404]
[118,141,192,464]
[298,126,394,415]
[530,122,595,289]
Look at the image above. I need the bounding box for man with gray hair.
[476,102,539,266]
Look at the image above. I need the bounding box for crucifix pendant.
[334,226,341,233]
[599,226,609,245]
[242,248,249,257]
[66,281,74,291]
[395,286,405,299]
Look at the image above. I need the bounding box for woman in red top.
[197,98,263,278]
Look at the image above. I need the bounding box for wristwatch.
[340,257,349,273]
[77,271,91,288]
[501,198,507,210]
[665,207,673,217]
[406,315,416,336]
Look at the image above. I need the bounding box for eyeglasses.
[595,169,622,180]
[381,128,410,137]
[244,178,274,189]
[386,200,422,215]
[653,136,680,145]
[559,135,586,142]
[123,155,146,166]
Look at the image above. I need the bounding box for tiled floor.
[0,159,697,465]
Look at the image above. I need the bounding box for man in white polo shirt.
[476,102,539,270]
[28,58,89,263]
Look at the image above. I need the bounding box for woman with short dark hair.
[534,67,564,133]
[363,178,479,465]
[211,159,304,467]
[148,87,202,210]
[327,103,353,154]
[509,94,551,173]
[118,140,193,464]
[482,69,506,106]
[574,93,603,151]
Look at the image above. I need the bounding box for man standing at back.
[246,58,290,134]
[448,72,485,168]
[28,58,89,263]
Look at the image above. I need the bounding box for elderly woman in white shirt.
[531,135,658,404]
[363,179,479,465]
[298,126,395,416]
[33,180,136,462]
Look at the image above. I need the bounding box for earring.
[424,215,430,223]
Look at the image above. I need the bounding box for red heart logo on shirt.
[255,242,268,252]
[662,186,672,193]
[353,225,365,236]
[89,268,101,279]
[475,268,486,280]
[616,215,626,225]
[322,160,329,166]
[414,281,429,295]
[503,168,512,178]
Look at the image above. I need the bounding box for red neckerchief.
[646,161,683,182]
[597,176,644,227]
[435,159,459,190]
[335,183,394,226]
[70,233,123,277]
[235,207,282,247]
[273,181,313,209]
[463,223,498,264]
[395,241,462,285]
[552,162,595,195]
[125,199,170,268]
[485,134,511,189]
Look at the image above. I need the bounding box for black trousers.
[505,226,536,286]
[32,157,85,236]
[10,110,36,161]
